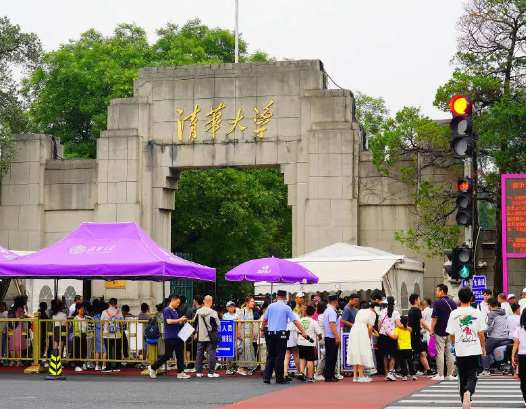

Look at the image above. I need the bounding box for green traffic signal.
[459,265,470,279]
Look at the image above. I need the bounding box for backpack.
[144,316,160,342]
[106,309,121,334]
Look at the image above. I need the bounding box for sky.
[4,0,465,119]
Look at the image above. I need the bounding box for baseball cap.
[296,292,305,298]
[508,294,516,300]
[523,288,526,294]
[226,301,235,308]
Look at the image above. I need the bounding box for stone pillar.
[0,134,62,251]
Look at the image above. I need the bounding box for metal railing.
[0,314,293,373]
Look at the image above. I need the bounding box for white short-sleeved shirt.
[507,314,520,339]
[287,312,300,347]
[446,307,487,357]
[513,327,526,355]
[100,307,124,339]
[379,309,400,335]
[298,317,322,347]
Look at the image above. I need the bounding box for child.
[298,305,322,382]
[389,316,416,381]
[223,301,237,375]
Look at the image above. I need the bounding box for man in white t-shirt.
[519,289,526,312]
[446,287,487,409]
[100,298,124,372]
[498,293,512,316]
[68,295,83,317]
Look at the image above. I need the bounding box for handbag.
[200,314,221,344]
[428,335,437,358]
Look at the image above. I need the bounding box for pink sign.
[501,174,526,293]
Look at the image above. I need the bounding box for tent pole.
[163,282,167,373]
[54,279,58,300]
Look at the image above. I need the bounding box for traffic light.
[443,247,474,280]
[456,177,473,226]
[449,95,474,158]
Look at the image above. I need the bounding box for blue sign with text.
[462,275,486,304]
[216,320,235,358]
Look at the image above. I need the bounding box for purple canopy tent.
[0,245,18,262]
[0,222,215,282]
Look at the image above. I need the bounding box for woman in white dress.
[346,302,378,382]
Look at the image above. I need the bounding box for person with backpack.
[195,295,220,378]
[100,298,124,373]
[148,294,189,379]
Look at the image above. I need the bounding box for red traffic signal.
[449,95,472,117]
[456,178,473,193]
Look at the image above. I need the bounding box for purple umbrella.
[225,257,318,284]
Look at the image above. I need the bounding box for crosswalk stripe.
[386,376,524,408]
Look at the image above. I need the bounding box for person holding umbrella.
[260,290,310,384]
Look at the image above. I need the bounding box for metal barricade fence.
[0,315,281,373]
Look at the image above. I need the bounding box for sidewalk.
[216,377,435,409]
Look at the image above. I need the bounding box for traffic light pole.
[465,156,474,287]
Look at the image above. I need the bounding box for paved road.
[384,376,523,408]
[0,373,298,409]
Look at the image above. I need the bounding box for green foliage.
[354,91,389,145]
[171,168,291,300]
[0,16,41,174]
[23,19,264,159]
[369,107,461,256]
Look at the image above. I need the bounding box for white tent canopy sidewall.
[254,243,424,312]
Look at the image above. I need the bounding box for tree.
[368,107,462,257]
[434,0,526,291]
[23,19,265,158]
[354,91,390,149]
[171,168,291,301]
[0,17,41,174]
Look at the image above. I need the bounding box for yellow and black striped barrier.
[45,348,66,380]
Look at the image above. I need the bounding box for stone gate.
[0,60,455,307]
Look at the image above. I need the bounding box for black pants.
[457,355,481,402]
[398,349,416,376]
[151,338,185,373]
[324,337,338,380]
[104,338,122,369]
[263,334,287,382]
[74,334,87,367]
[519,355,526,401]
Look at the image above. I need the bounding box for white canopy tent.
[254,243,424,312]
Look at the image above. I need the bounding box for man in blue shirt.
[260,290,309,384]
[324,294,341,382]
[149,294,188,379]
[341,293,360,334]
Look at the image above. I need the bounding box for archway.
[64,286,76,308]
[38,285,53,307]
[414,283,421,297]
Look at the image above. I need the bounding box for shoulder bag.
[200,314,221,344]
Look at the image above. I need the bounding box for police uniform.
[261,290,298,383]
[324,294,340,382]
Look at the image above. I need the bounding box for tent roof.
[255,242,423,293]
[0,222,215,282]
[0,245,18,261]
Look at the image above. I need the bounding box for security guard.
[324,294,341,382]
[260,290,309,384]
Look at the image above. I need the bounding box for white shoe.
[177,373,191,379]
[208,373,220,378]
[386,372,396,381]
[479,370,491,377]
[335,374,344,380]
[431,374,444,381]
[226,369,236,375]
[184,368,196,373]
[357,376,372,382]
[366,368,378,375]
[314,374,325,381]
[416,370,424,376]
[148,365,157,379]
[196,373,204,378]
[82,364,87,370]
[446,375,457,381]
[95,365,101,371]
[75,366,83,372]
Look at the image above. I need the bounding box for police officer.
[324,294,341,382]
[260,290,309,384]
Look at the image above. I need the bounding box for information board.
[341,333,352,371]
[216,320,235,358]
[462,276,486,304]
[502,174,526,293]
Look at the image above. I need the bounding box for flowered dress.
[235,308,257,370]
